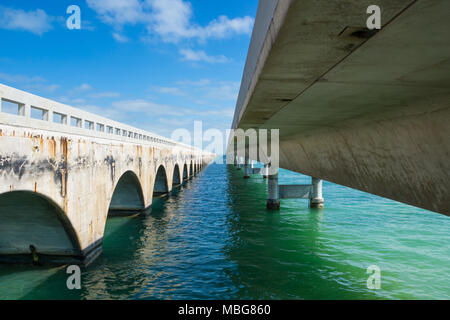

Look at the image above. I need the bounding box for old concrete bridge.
[230,0,449,215]
[0,84,215,265]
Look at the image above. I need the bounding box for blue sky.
[0,0,258,138]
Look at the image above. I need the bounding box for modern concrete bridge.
[0,84,215,265]
[230,0,449,215]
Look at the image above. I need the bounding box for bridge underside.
[234,0,450,215]
[0,191,82,264]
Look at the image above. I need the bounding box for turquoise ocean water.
[0,163,448,299]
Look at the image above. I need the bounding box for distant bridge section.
[231,0,449,215]
[0,84,215,265]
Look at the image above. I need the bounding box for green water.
[0,164,449,299]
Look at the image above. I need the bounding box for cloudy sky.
[0,0,257,138]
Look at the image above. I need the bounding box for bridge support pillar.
[236,156,242,170]
[244,158,251,179]
[310,177,324,209]
[267,171,280,210]
[262,164,269,179]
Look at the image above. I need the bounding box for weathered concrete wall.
[279,108,450,215]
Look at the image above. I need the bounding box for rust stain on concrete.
[48,137,56,160]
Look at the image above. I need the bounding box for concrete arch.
[109,170,145,216]
[0,191,82,264]
[153,165,169,197]
[172,164,182,187]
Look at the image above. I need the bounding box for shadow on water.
[223,165,379,299]
[17,181,191,300]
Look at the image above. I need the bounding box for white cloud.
[26,83,60,93]
[86,0,254,42]
[112,32,130,43]
[57,97,87,105]
[70,98,87,104]
[179,49,229,64]
[177,79,211,86]
[156,86,185,96]
[0,6,53,35]
[158,117,190,126]
[88,91,121,99]
[0,72,59,93]
[111,99,186,116]
[204,82,240,101]
[147,0,254,42]
[148,0,192,40]
[0,72,45,84]
[192,15,254,41]
[169,78,239,102]
[86,0,148,28]
[101,98,233,118]
[73,83,93,92]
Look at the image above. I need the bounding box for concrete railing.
[0,83,203,154]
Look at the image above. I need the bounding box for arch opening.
[0,191,81,264]
[153,165,169,198]
[109,171,145,216]
[190,162,194,177]
[183,164,188,180]
[172,164,182,187]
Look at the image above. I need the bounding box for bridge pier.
[262,164,269,179]
[236,156,242,170]
[267,171,280,210]
[310,178,324,209]
[266,169,325,210]
[243,158,251,179]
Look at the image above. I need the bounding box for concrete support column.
[236,156,242,170]
[310,177,324,208]
[244,157,251,179]
[18,104,25,116]
[23,103,31,118]
[262,163,269,179]
[267,171,280,210]
[43,109,50,122]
